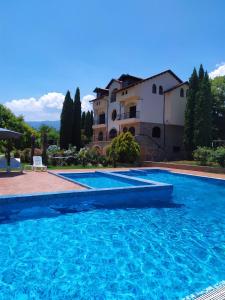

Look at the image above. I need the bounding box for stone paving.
[0,167,224,196]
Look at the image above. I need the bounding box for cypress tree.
[84,111,92,138]
[198,64,205,82]
[59,91,73,149]
[194,71,212,147]
[72,87,81,150]
[90,110,94,137]
[184,68,199,155]
[81,111,86,130]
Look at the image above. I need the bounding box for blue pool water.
[59,172,149,189]
[1,170,225,299]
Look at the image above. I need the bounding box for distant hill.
[27,120,60,130]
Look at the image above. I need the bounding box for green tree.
[0,104,36,150]
[107,132,140,164]
[194,71,212,147]
[198,64,205,81]
[184,68,199,155]
[39,125,49,164]
[59,91,73,149]
[81,111,86,130]
[72,87,81,150]
[211,76,225,140]
[84,110,93,139]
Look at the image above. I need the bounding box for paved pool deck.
[0,167,225,196]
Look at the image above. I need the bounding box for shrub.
[47,145,60,154]
[213,147,225,167]
[107,132,140,164]
[20,148,42,163]
[193,147,213,166]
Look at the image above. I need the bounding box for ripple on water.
[1,173,225,299]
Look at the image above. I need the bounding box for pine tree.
[81,111,86,130]
[72,87,81,150]
[184,68,199,155]
[194,71,212,147]
[59,91,73,149]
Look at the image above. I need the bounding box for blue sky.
[0,0,225,121]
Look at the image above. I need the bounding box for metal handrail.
[117,111,140,120]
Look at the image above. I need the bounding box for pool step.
[195,284,225,300]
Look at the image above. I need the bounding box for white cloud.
[81,94,95,112]
[5,92,95,121]
[209,62,225,79]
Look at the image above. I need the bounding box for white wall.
[107,81,121,132]
[164,85,188,126]
[139,72,180,124]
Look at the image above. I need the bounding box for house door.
[129,106,136,118]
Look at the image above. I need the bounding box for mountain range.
[27,120,60,130]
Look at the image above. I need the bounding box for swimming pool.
[1,169,225,299]
[58,171,151,189]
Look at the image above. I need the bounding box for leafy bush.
[213,147,225,167]
[20,148,42,163]
[107,132,140,164]
[193,147,213,166]
[47,145,60,154]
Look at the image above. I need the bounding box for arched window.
[152,84,157,94]
[123,127,128,133]
[110,89,117,102]
[180,88,184,97]
[111,110,117,121]
[152,127,161,138]
[98,131,103,141]
[159,85,163,95]
[129,127,135,136]
[109,128,117,139]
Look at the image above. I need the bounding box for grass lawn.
[169,160,221,168]
[47,163,137,170]
[46,165,112,170]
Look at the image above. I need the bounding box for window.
[110,89,117,102]
[98,132,103,141]
[129,106,136,118]
[129,127,135,136]
[123,127,128,133]
[111,110,117,121]
[122,91,124,96]
[125,90,128,94]
[152,84,157,94]
[152,126,161,138]
[99,113,105,124]
[180,88,184,97]
[159,86,163,95]
[109,128,117,139]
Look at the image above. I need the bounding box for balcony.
[117,111,140,125]
[117,111,140,120]
[92,116,107,129]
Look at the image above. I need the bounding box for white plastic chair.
[32,156,47,171]
[9,157,23,173]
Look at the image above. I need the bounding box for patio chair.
[9,157,23,173]
[32,156,47,171]
[0,156,7,172]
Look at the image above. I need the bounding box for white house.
[89,70,188,161]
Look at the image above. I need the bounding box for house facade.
[89,70,188,161]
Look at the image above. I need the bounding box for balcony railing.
[117,111,140,120]
[93,118,106,125]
